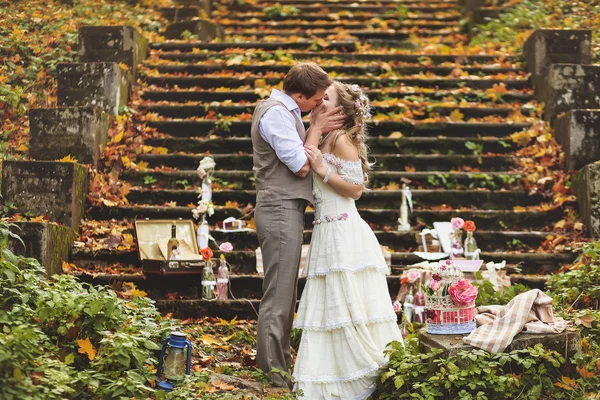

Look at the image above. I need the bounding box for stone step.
[140,103,533,120]
[218,20,459,30]
[144,136,516,155]
[238,0,459,5]
[150,41,357,52]
[140,88,533,103]
[214,12,461,22]
[160,6,201,22]
[71,250,574,277]
[153,51,519,64]
[86,205,559,230]
[120,169,524,190]
[144,63,524,77]
[238,4,459,13]
[127,188,541,210]
[222,28,455,40]
[142,74,529,91]
[144,119,531,138]
[135,153,515,172]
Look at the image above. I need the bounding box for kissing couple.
[251,62,403,399]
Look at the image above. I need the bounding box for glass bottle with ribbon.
[217,255,229,300]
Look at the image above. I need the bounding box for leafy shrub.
[0,221,177,399]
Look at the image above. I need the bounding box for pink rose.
[429,278,441,292]
[448,278,478,306]
[219,242,233,253]
[451,217,464,230]
[407,270,421,284]
[392,300,401,313]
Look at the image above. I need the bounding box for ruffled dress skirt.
[292,210,403,400]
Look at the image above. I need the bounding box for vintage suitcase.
[134,219,205,275]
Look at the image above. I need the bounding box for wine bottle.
[167,223,179,260]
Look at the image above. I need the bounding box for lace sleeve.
[339,163,364,185]
[322,153,364,185]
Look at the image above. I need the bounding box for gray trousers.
[255,198,306,389]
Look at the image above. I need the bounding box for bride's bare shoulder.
[331,132,360,162]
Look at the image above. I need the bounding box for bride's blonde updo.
[329,81,372,187]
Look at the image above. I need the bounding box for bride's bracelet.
[323,167,332,183]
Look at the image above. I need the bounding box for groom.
[251,62,345,389]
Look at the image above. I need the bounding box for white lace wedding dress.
[292,153,403,400]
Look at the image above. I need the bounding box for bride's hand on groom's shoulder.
[310,105,346,134]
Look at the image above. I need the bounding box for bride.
[292,81,403,399]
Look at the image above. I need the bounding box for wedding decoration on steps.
[424,260,478,335]
[397,184,412,232]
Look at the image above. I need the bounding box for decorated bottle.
[201,174,212,204]
[413,280,425,323]
[464,231,479,259]
[217,256,229,300]
[167,223,179,260]
[403,287,414,323]
[201,260,217,300]
[197,216,210,250]
[450,229,463,259]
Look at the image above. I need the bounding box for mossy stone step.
[218,21,458,30]
[149,41,357,52]
[154,51,518,64]
[144,136,516,155]
[121,169,523,190]
[140,103,532,120]
[144,120,531,138]
[86,205,559,230]
[214,12,461,22]
[140,89,533,104]
[225,29,455,40]
[135,153,514,172]
[145,63,523,77]
[142,75,529,90]
[127,188,541,211]
[241,4,458,12]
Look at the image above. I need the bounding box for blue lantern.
[156,331,193,391]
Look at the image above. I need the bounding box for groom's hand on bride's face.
[312,106,346,134]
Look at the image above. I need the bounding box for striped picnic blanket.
[463,289,568,353]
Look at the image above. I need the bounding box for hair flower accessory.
[354,99,361,110]
[350,84,360,93]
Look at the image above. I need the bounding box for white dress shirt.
[258,89,308,173]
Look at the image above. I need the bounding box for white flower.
[197,167,206,179]
[199,156,216,172]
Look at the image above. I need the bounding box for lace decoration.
[323,153,364,185]
[313,212,349,225]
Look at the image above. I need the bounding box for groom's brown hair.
[283,62,332,99]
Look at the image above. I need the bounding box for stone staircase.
[71,0,576,318]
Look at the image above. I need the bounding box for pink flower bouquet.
[451,217,465,231]
[448,278,478,306]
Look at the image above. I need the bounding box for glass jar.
[201,260,217,300]
[464,231,479,259]
[450,229,464,259]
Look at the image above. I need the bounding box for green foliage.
[472,272,529,307]
[262,5,300,19]
[376,338,571,399]
[465,141,484,156]
[0,222,177,399]
[215,115,232,132]
[546,242,600,308]
[144,175,158,185]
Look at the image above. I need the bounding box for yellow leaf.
[554,220,566,229]
[16,143,28,152]
[387,131,404,138]
[221,333,236,342]
[513,206,526,212]
[449,109,464,121]
[131,289,147,298]
[77,337,97,361]
[58,155,78,163]
[554,382,572,391]
[201,334,219,346]
[577,366,595,379]
[122,156,131,168]
[136,161,149,170]
[118,62,130,71]
[573,222,584,231]
[254,79,267,88]
[113,131,124,143]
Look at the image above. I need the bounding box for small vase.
[201,260,217,300]
[464,231,478,259]
[450,229,464,259]
[217,258,229,300]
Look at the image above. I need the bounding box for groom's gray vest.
[251,99,314,204]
